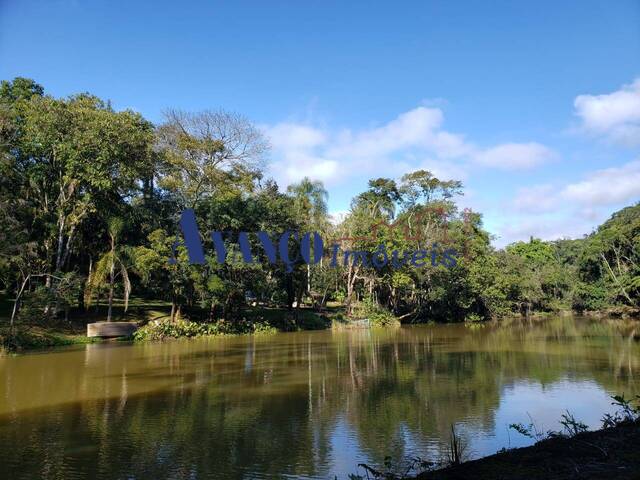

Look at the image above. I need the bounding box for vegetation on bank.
[416,421,640,480]
[0,77,638,349]
[0,324,97,353]
[347,395,640,480]
[132,304,336,341]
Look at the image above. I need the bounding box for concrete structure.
[87,322,138,338]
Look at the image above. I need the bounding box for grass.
[0,324,101,352]
[0,291,407,351]
[0,292,171,352]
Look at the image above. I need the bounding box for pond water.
[0,316,638,479]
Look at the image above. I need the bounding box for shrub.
[464,312,483,323]
[351,299,398,326]
[133,317,278,342]
[601,394,640,428]
[571,281,608,311]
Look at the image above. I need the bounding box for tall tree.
[6,87,154,280]
[156,109,269,208]
[287,177,329,296]
[85,218,131,322]
[287,177,329,229]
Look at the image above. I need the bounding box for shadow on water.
[0,315,639,479]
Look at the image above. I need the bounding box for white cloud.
[498,159,640,246]
[495,216,593,247]
[474,143,557,170]
[264,106,552,187]
[268,151,339,185]
[573,78,640,146]
[262,79,640,248]
[266,123,326,150]
[262,123,338,185]
[513,184,558,213]
[511,160,640,215]
[561,160,640,205]
[327,107,471,159]
[329,210,349,225]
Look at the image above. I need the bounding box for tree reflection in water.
[0,316,638,479]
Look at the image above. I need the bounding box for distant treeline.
[0,77,638,329]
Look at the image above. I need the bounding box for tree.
[0,77,44,103]
[578,204,640,307]
[287,177,328,228]
[156,109,269,208]
[5,87,154,282]
[85,218,131,322]
[399,169,462,207]
[287,177,329,297]
[354,178,401,219]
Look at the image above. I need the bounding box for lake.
[0,316,638,479]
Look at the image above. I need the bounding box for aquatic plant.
[559,410,589,437]
[446,424,467,466]
[601,394,640,428]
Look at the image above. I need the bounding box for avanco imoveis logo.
[171,207,474,271]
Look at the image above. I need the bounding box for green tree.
[85,218,131,322]
[5,85,154,281]
[156,109,269,208]
[287,177,329,298]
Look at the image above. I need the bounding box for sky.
[1,0,639,246]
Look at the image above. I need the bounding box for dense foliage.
[0,77,638,335]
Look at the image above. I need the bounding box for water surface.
[0,316,638,479]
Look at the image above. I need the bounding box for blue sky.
[1,0,639,245]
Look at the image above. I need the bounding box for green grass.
[0,325,101,352]
[0,292,404,350]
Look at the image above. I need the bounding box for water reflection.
[0,316,638,479]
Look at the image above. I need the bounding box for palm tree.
[85,218,131,322]
[287,177,329,227]
[287,178,329,299]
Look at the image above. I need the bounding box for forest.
[0,77,638,347]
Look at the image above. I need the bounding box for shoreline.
[2,305,639,354]
[414,420,640,480]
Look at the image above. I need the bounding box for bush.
[16,286,58,325]
[464,312,483,323]
[571,281,608,311]
[14,273,83,326]
[351,299,398,327]
[133,317,278,342]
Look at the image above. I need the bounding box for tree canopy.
[1,77,637,332]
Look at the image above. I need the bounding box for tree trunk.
[107,261,115,322]
[601,253,634,305]
[55,214,66,272]
[107,235,116,322]
[10,275,30,333]
[286,275,295,310]
[344,262,360,316]
[170,294,177,322]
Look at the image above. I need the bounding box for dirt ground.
[417,422,640,480]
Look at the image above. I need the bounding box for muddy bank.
[417,422,640,480]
